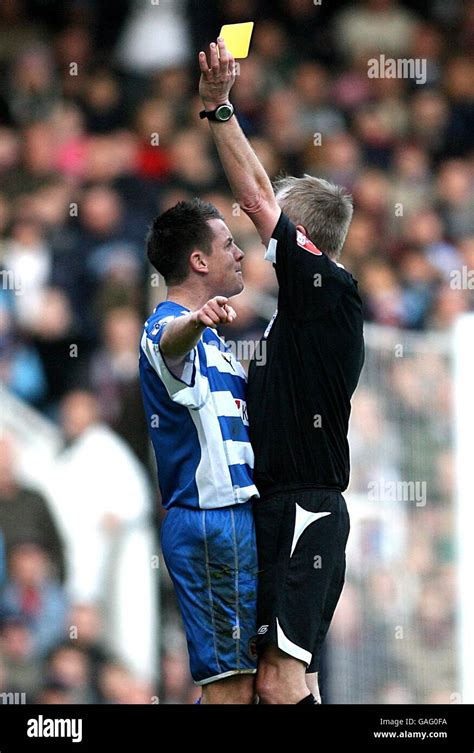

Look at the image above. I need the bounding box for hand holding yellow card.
[218,22,254,59]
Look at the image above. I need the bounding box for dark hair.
[146,198,223,284]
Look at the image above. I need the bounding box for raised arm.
[199,39,281,247]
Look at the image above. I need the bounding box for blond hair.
[274,174,353,260]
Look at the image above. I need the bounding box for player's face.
[207,219,245,297]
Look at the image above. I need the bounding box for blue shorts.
[160,501,258,685]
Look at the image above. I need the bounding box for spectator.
[47,390,150,604]
[89,306,149,464]
[97,660,142,704]
[35,679,76,704]
[7,45,59,126]
[0,435,64,579]
[44,643,95,704]
[0,292,46,405]
[334,0,420,61]
[0,615,42,701]
[67,603,112,699]
[0,532,5,590]
[116,0,190,74]
[436,160,474,241]
[0,542,67,657]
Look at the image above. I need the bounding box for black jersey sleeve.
[266,211,347,320]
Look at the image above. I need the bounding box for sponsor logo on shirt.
[151,315,175,336]
[234,398,249,426]
[296,229,322,255]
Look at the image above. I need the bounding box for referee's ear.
[296,224,309,238]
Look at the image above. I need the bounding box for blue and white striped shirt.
[139,301,259,509]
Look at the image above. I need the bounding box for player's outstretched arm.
[199,39,280,247]
[160,297,236,361]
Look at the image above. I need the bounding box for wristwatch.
[199,102,235,122]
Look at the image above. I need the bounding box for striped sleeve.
[141,316,210,409]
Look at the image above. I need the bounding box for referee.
[199,39,364,704]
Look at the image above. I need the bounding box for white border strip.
[454,313,474,703]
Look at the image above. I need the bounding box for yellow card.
[219,22,254,59]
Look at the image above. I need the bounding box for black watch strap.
[199,103,234,122]
[199,109,215,120]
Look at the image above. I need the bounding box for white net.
[327,323,457,704]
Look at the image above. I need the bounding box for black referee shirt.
[247,211,364,496]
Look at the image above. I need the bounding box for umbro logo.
[257,625,269,635]
[221,352,236,371]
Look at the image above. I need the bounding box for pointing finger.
[214,296,229,306]
[224,305,237,322]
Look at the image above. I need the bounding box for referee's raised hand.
[193,296,237,328]
[199,39,236,109]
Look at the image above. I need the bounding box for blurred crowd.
[0,0,472,703]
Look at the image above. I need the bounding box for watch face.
[216,104,234,121]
